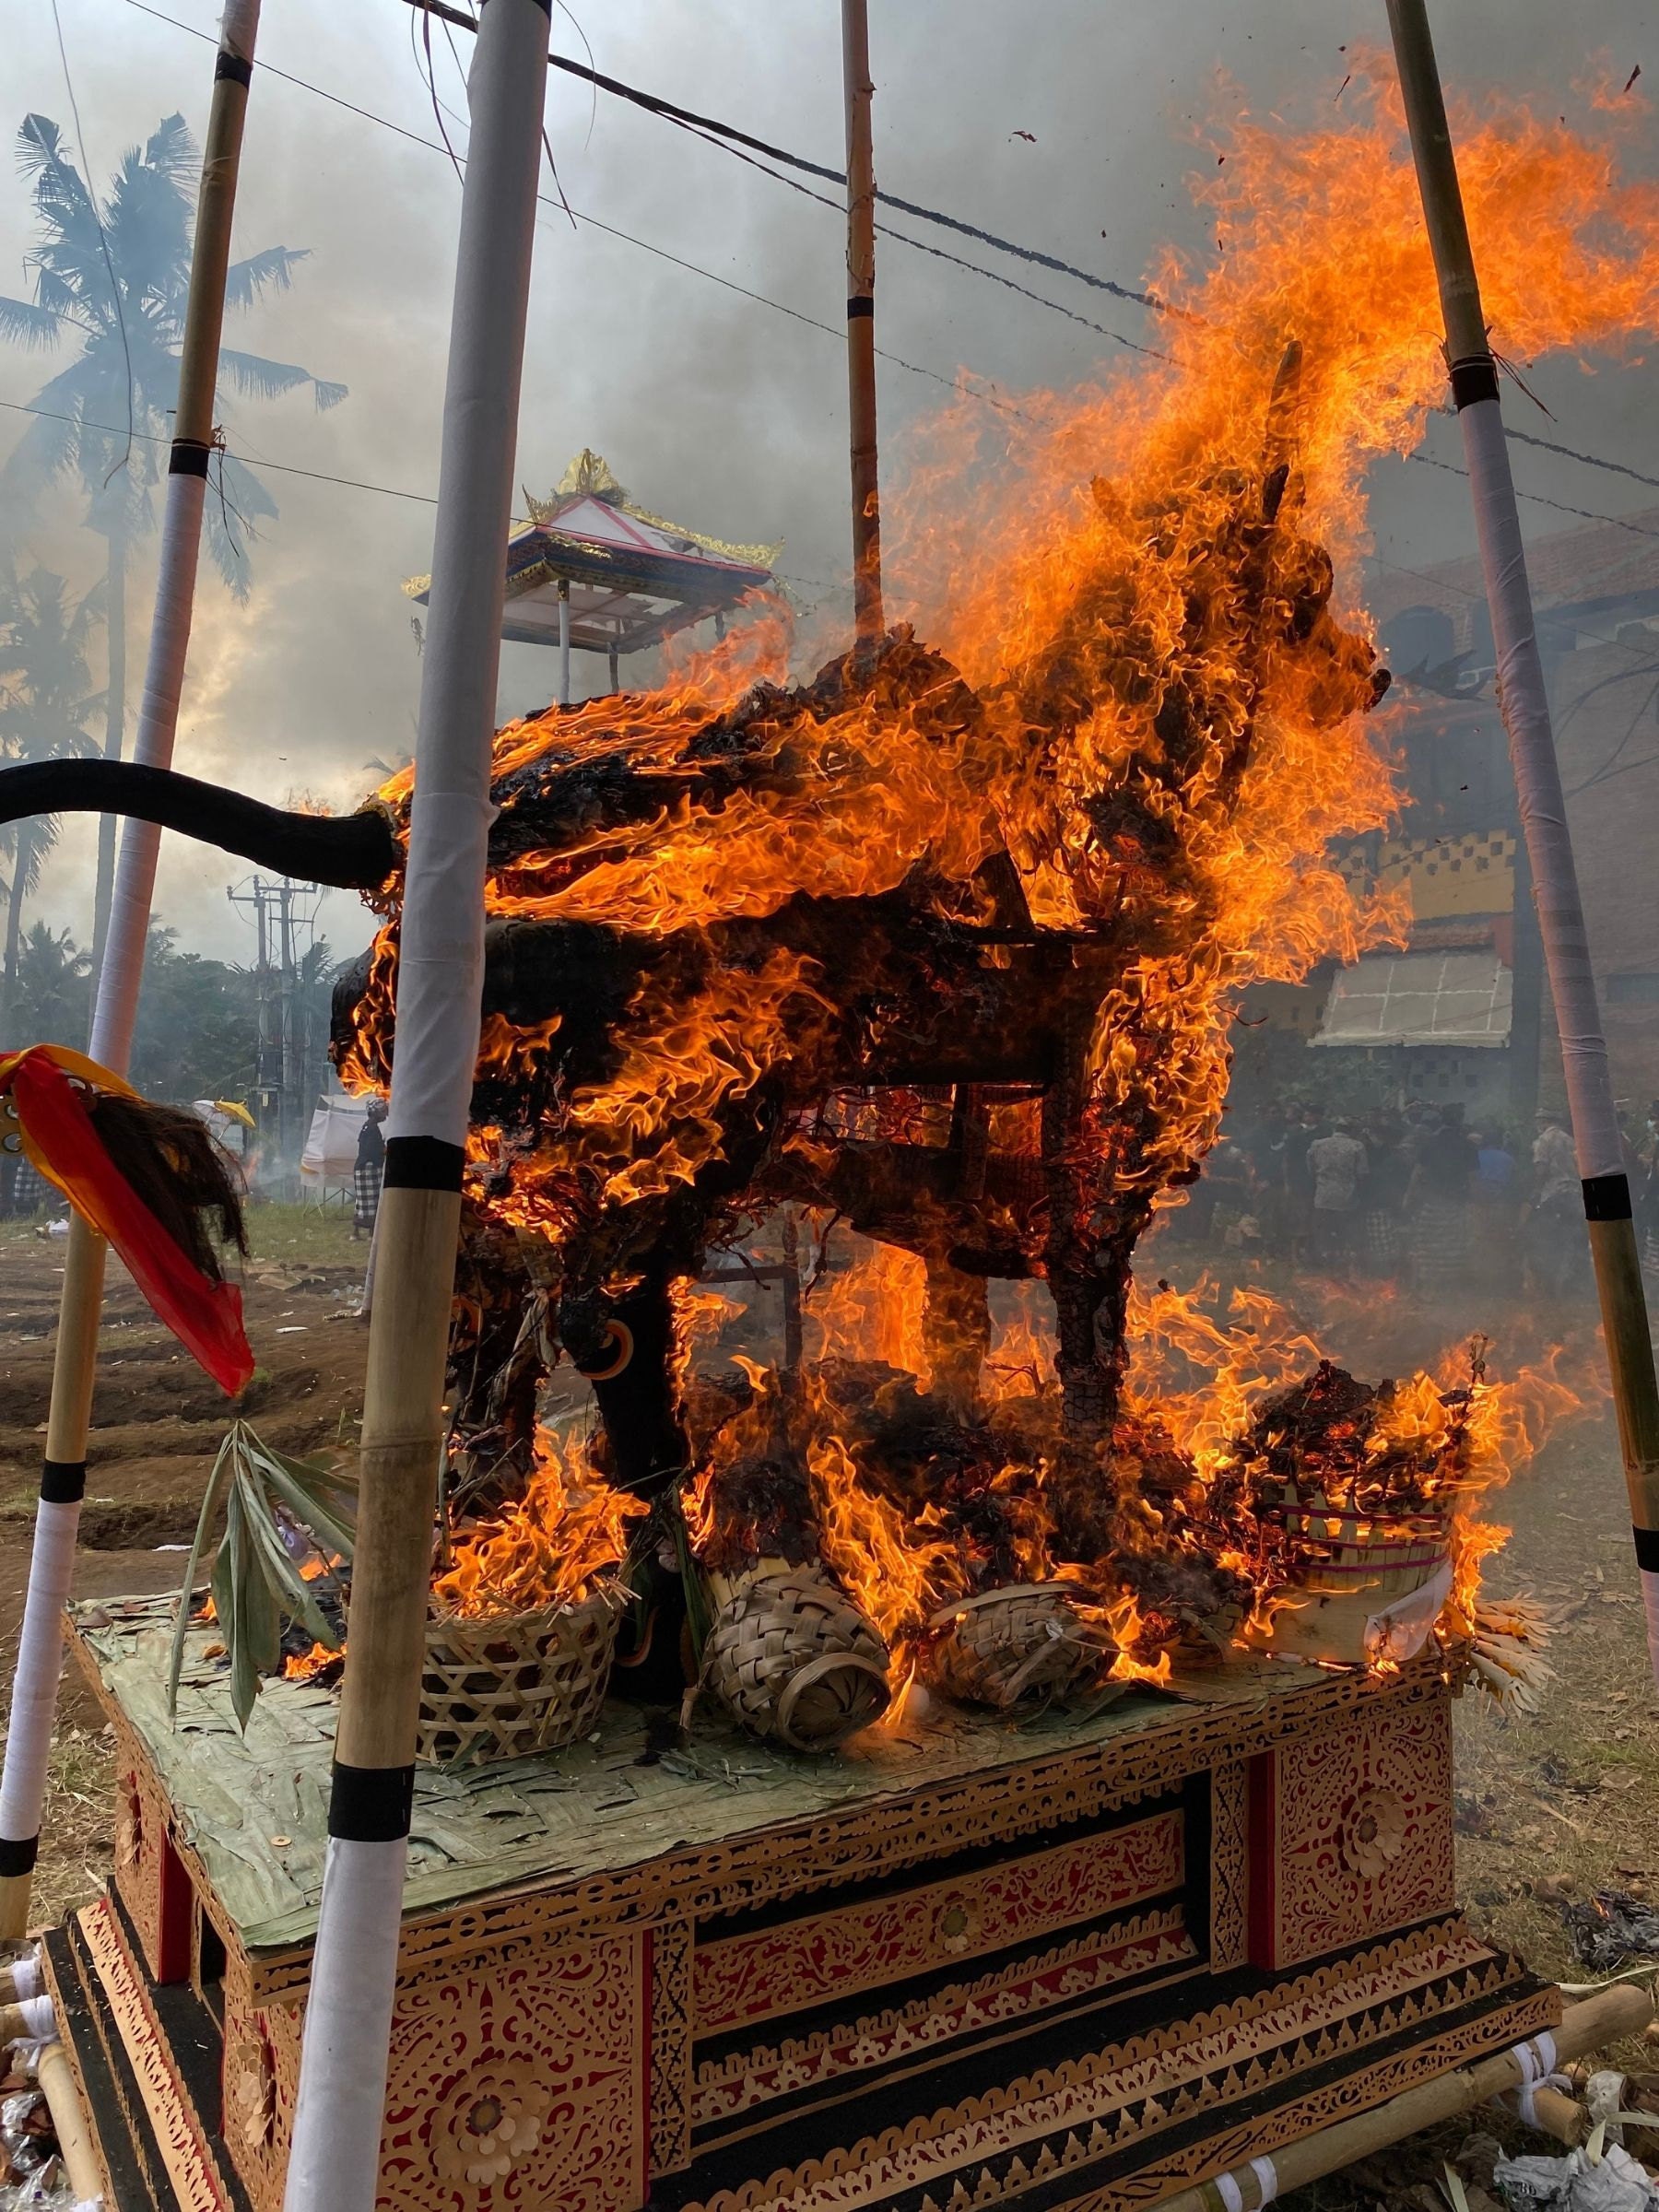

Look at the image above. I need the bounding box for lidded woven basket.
[926,1583,1116,1711]
[416,1583,623,1765]
[704,1564,890,1752]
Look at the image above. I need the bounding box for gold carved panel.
[376,1932,648,2211]
[649,1918,693,2177]
[695,1807,1184,2034]
[1251,1687,1454,1969]
[1208,1763,1249,1972]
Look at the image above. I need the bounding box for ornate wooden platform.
[48,1597,1553,2212]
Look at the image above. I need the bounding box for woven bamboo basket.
[1249,1500,1454,1667]
[416,1583,623,1765]
[703,1563,890,1752]
[925,1583,1119,1711]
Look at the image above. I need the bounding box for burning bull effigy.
[319,342,1542,1751]
[14,65,1659,2212]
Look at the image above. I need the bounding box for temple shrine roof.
[405,447,779,658]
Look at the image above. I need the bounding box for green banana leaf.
[168,1420,358,1731]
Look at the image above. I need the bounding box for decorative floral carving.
[376,1934,646,2211]
[694,1807,1183,2033]
[227,2035,275,2153]
[1342,1788,1407,1881]
[1255,1690,1454,1967]
[431,2072,549,2186]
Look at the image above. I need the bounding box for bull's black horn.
[0,760,399,891]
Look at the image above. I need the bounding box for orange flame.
[431,1424,645,1620]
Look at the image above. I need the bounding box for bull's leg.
[922,1256,992,1413]
[563,1265,695,1702]
[1041,1029,1130,1442]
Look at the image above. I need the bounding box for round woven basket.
[416,1583,622,1765]
[704,1565,890,1752]
[926,1583,1117,1711]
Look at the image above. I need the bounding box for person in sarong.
[1406,1107,1476,1300]
[353,1098,387,1238]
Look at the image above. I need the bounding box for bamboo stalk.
[38,2039,105,2207]
[1157,1983,1653,2212]
[0,0,265,1944]
[280,4,551,2205]
[841,0,883,644]
[1386,0,1659,1684]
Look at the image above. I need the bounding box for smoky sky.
[4,0,1658,971]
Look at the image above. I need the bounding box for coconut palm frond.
[217,348,319,404]
[223,246,310,310]
[168,1420,358,1731]
[0,295,66,350]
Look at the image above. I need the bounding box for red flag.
[3,1048,253,1395]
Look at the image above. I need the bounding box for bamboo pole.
[0,0,263,1943]
[38,2040,104,2206]
[1386,0,1659,1683]
[279,4,550,2205]
[841,0,883,645]
[1156,1983,1653,2212]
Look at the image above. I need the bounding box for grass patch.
[243,1201,364,1270]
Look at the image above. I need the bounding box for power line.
[47,2,1659,549]
[1407,449,1659,539]
[0,394,440,505]
[116,0,1017,413]
[400,0,1165,314]
[1502,423,1659,500]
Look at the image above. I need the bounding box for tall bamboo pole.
[0,0,264,1942]
[1386,0,1659,1679]
[280,4,550,2203]
[841,0,883,644]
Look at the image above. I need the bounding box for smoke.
[3,0,1656,963]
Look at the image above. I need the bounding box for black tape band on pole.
[1449,357,1500,410]
[39,1461,87,1506]
[214,51,253,86]
[1633,1524,1659,1571]
[169,441,213,478]
[847,296,874,319]
[1583,1172,1633,1222]
[0,1838,39,1879]
[382,1136,465,1193]
[327,1762,416,1843]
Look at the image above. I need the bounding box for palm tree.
[11,918,91,1043]
[0,112,346,970]
[0,566,102,1030]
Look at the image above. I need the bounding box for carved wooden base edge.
[36,1927,121,2211]
[1048,1983,1560,2212]
[76,1894,230,2212]
[673,1948,1554,2212]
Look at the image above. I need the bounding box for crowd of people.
[1176,1095,1659,1303]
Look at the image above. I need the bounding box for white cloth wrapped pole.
[0,0,265,1946]
[282,3,551,2204]
[1386,0,1659,1688]
[280,1838,406,2210]
[0,1500,79,1888]
[1456,399,1621,1179]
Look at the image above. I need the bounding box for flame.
[282,1641,339,1682]
[802,1235,931,1382]
[431,1424,645,1620]
[806,1432,960,1653]
[334,74,1653,1676]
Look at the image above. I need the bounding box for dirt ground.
[1,1209,1655,2187]
[0,1203,368,1917]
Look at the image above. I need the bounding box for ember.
[331,73,1641,1719]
